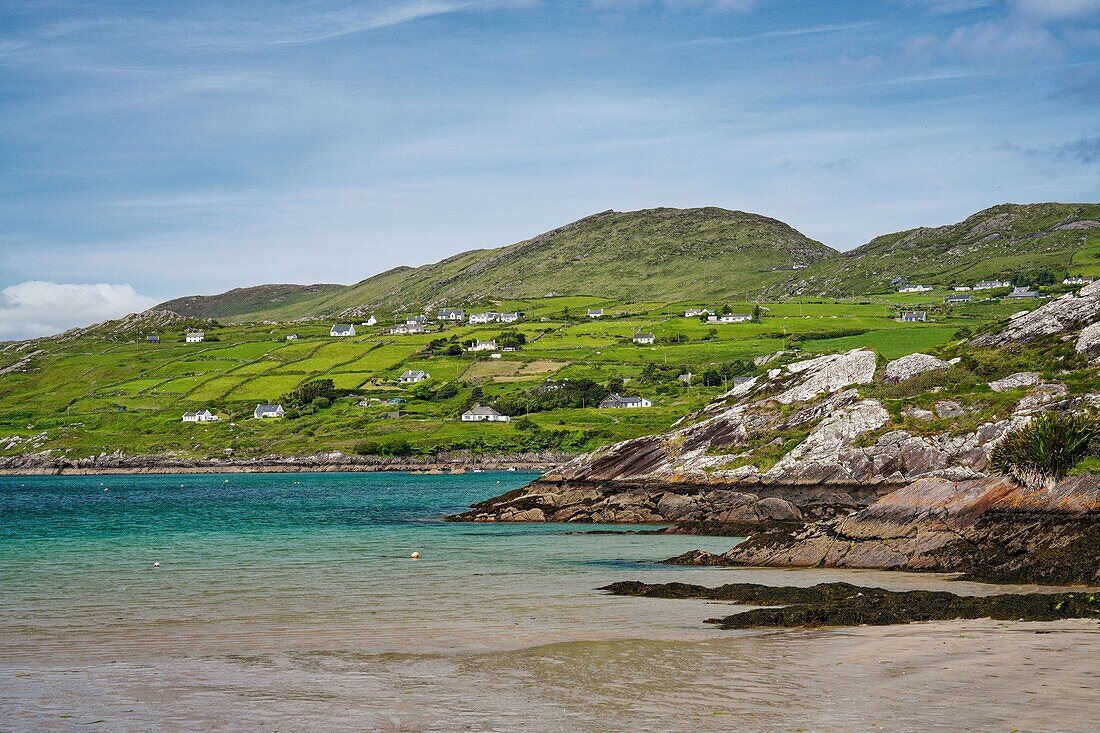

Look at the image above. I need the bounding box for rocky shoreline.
[0,450,571,476]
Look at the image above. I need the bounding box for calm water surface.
[1,472,1097,732]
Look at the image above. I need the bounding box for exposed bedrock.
[685,475,1100,585]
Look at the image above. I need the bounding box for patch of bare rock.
[883,352,949,382]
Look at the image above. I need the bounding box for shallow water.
[2,472,1097,732]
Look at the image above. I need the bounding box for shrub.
[989,412,1099,488]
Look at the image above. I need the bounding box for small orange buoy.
[410,551,420,560]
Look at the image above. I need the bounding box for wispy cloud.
[679,21,877,47]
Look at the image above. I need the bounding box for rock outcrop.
[971,280,1100,347]
[449,346,1096,523]
[714,474,1100,584]
[883,352,949,382]
[989,372,1040,392]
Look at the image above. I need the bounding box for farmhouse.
[253,404,285,419]
[599,393,653,409]
[708,313,752,323]
[364,316,378,326]
[469,312,500,324]
[1006,287,1041,299]
[286,333,299,340]
[632,333,656,345]
[974,280,1011,290]
[406,315,428,326]
[953,286,972,292]
[461,404,510,422]
[468,339,497,352]
[330,324,356,337]
[587,308,604,318]
[684,308,714,318]
[182,409,217,423]
[389,323,425,335]
[944,295,972,304]
[900,311,927,322]
[898,284,933,293]
[499,312,523,323]
[146,335,160,344]
[399,369,430,384]
[186,330,205,343]
[1063,277,1094,286]
[438,308,465,321]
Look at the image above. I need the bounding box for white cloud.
[0,281,156,341]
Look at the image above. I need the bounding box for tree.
[283,379,337,407]
[721,303,733,315]
[751,304,763,323]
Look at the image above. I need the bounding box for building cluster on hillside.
[469,311,523,324]
[682,308,752,322]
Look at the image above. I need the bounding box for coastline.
[0,451,571,477]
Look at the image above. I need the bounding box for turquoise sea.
[2,472,1095,732]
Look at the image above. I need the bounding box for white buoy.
[153,562,161,568]
[104,488,108,492]
[410,551,420,560]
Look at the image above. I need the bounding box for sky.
[0,0,1098,339]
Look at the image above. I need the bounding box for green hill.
[772,203,1100,297]
[162,208,835,322]
[155,284,346,320]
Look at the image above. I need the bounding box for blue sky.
[0,0,1098,337]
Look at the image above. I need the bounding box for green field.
[0,294,1045,460]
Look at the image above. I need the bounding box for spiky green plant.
[989,412,1099,488]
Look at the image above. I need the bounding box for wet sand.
[3,616,1097,732]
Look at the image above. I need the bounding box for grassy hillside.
[164,208,835,322]
[0,292,1038,461]
[773,203,1100,297]
[156,283,346,320]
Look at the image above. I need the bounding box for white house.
[182,409,218,422]
[1006,287,1041,299]
[253,403,285,419]
[399,369,430,384]
[944,295,972,304]
[186,330,205,343]
[438,308,465,321]
[499,312,522,323]
[364,315,378,326]
[468,339,497,352]
[587,308,605,318]
[632,333,656,345]
[469,312,500,324]
[974,280,1011,290]
[599,393,652,409]
[898,285,933,293]
[684,308,714,318]
[900,311,927,323]
[286,333,299,341]
[461,404,510,422]
[330,324,356,337]
[1064,277,1094,286]
[953,286,972,292]
[406,315,428,326]
[389,324,425,335]
[708,313,752,323]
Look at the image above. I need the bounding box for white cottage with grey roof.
[399,369,430,384]
[461,404,510,422]
[254,403,285,419]
[330,324,356,337]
